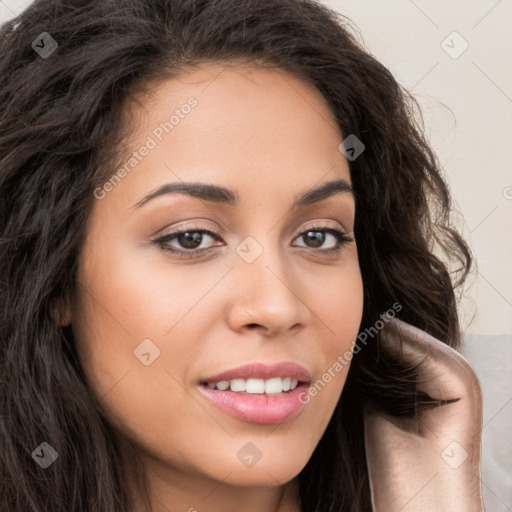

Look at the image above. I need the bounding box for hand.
[363,318,485,511]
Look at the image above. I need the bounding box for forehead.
[102,61,351,211]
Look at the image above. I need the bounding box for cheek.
[71,245,228,448]
[82,237,231,340]
[297,261,363,414]
[71,277,195,456]
[319,261,364,346]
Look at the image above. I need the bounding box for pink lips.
[200,361,312,384]
[198,362,312,424]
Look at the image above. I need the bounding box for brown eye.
[292,227,353,253]
[300,230,328,248]
[153,225,353,259]
[154,228,222,257]
[173,231,208,250]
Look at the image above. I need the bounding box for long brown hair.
[0,0,471,510]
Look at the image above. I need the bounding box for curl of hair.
[0,0,472,510]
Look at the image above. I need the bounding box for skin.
[63,61,364,512]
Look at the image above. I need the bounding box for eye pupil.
[179,231,203,249]
[304,230,325,248]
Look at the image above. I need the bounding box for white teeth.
[229,379,246,392]
[215,380,229,391]
[206,377,301,394]
[264,377,282,394]
[246,378,265,393]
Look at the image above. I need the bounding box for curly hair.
[0,0,472,511]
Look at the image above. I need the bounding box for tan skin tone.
[62,62,364,512]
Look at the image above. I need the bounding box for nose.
[226,241,311,338]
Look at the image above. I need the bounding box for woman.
[0,0,484,510]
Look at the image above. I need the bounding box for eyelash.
[153,223,354,259]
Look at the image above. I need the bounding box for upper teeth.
[207,377,299,394]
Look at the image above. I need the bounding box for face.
[68,62,364,507]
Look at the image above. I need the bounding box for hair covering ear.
[363,318,485,512]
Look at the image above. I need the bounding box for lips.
[197,362,312,424]
[199,361,312,385]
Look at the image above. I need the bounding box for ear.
[51,294,72,326]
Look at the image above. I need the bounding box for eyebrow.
[132,178,353,210]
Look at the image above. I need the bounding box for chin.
[205,453,306,488]
[222,468,300,488]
